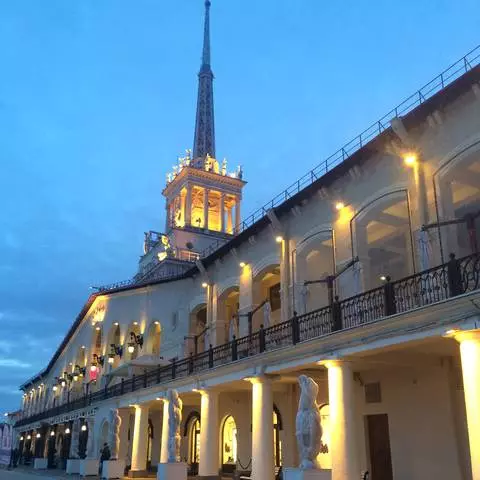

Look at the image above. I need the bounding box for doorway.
[366,414,393,480]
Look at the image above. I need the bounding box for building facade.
[14,4,480,480]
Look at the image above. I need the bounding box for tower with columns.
[139,0,246,279]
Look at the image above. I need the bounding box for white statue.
[108,409,122,459]
[167,389,182,462]
[221,158,227,175]
[296,375,322,469]
[69,420,79,459]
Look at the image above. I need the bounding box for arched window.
[317,404,331,468]
[222,415,237,466]
[145,322,162,356]
[188,416,200,467]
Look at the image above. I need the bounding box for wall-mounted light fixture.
[65,428,71,435]
[108,344,123,364]
[50,431,55,437]
[127,332,144,354]
[81,424,87,432]
[36,433,41,439]
[275,235,283,243]
[335,202,345,211]
[402,151,417,166]
[26,434,31,440]
[239,261,246,268]
[90,354,104,372]
[20,436,24,441]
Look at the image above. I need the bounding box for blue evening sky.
[0,0,478,413]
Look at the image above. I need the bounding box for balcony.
[16,252,480,428]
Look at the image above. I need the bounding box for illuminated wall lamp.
[81,425,87,432]
[239,262,246,268]
[50,431,55,437]
[108,344,123,364]
[335,202,345,211]
[65,428,71,435]
[275,235,283,243]
[403,151,417,166]
[20,436,24,441]
[26,435,31,440]
[36,433,41,439]
[128,332,143,354]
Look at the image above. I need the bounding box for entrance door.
[366,414,393,480]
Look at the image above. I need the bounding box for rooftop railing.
[16,252,480,428]
[96,46,480,293]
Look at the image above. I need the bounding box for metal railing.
[16,252,480,428]
[96,46,480,293]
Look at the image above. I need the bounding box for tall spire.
[193,0,215,161]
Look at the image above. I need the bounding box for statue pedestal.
[102,459,125,479]
[80,458,100,477]
[283,468,332,480]
[157,462,188,480]
[33,458,48,469]
[66,459,81,474]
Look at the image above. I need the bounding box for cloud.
[0,358,31,369]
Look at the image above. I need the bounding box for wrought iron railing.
[16,252,480,428]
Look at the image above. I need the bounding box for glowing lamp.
[275,236,283,243]
[36,433,41,439]
[52,385,58,392]
[403,152,417,166]
[90,364,97,373]
[95,326,101,331]
[133,321,138,326]
[335,202,345,211]
[65,428,70,434]
[61,380,66,387]
[380,275,387,282]
[127,344,135,354]
[27,435,31,440]
[239,262,246,268]
[73,374,79,382]
[108,355,115,364]
[201,282,208,288]
[20,436,24,441]
[50,431,55,437]
[81,425,87,432]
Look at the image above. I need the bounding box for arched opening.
[78,422,88,459]
[146,419,154,470]
[145,321,162,356]
[188,304,208,354]
[436,148,480,258]
[218,287,240,343]
[353,191,414,290]
[221,415,237,468]
[89,326,104,385]
[187,413,200,474]
[253,265,281,331]
[317,404,331,468]
[295,231,335,314]
[124,322,142,361]
[273,405,283,467]
[106,323,122,369]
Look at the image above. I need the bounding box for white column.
[235,196,241,232]
[117,409,130,464]
[220,193,225,233]
[279,237,291,323]
[86,417,95,458]
[455,330,480,480]
[198,390,219,476]
[326,360,359,480]
[204,188,210,229]
[249,376,274,480]
[131,404,149,472]
[160,400,169,464]
[185,185,192,226]
[239,264,253,337]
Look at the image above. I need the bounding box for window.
[222,416,237,465]
[269,283,281,312]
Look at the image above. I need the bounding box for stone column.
[69,420,80,459]
[249,376,274,480]
[85,417,95,458]
[204,188,210,230]
[160,400,169,464]
[326,360,359,480]
[185,185,192,226]
[239,264,253,337]
[279,236,291,323]
[131,404,149,473]
[220,193,225,233]
[198,390,219,477]
[117,410,130,463]
[235,196,241,233]
[455,330,480,480]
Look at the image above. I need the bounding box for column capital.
[243,374,278,385]
[319,358,354,369]
[451,329,480,343]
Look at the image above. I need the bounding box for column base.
[102,460,125,479]
[283,468,332,480]
[157,462,188,480]
[128,470,149,478]
[33,458,48,469]
[80,458,100,477]
[66,458,81,474]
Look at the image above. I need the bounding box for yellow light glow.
[52,385,57,392]
[61,380,66,387]
[108,356,114,364]
[90,365,97,373]
[73,375,78,382]
[95,326,100,331]
[445,329,459,337]
[158,252,168,262]
[154,321,160,325]
[403,152,417,166]
[128,345,135,354]
[202,282,208,288]
[114,322,119,326]
[50,431,55,437]
[27,435,31,440]
[275,236,283,243]
[81,345,85,349]
[133,321,138,325]
[239,262,246,268]
[335,202,345,211]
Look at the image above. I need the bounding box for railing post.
[172,359,177,379]
[208,344,214,368]
[143,369,147,388]
[332,296,342,332]
[259,324,266,353]
[383,276,396,316]
[447,253,463,297]
[291,311,299,344]
[131,374,136,392]
[188,353,194,374]
[120,378,124,396]
[231,336,238,361]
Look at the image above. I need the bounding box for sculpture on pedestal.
[296,375,322,469]
[108,409,122,459]
[167,389,183,463]
[69,420,79,459]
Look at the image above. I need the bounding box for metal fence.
[16,252,480,428]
